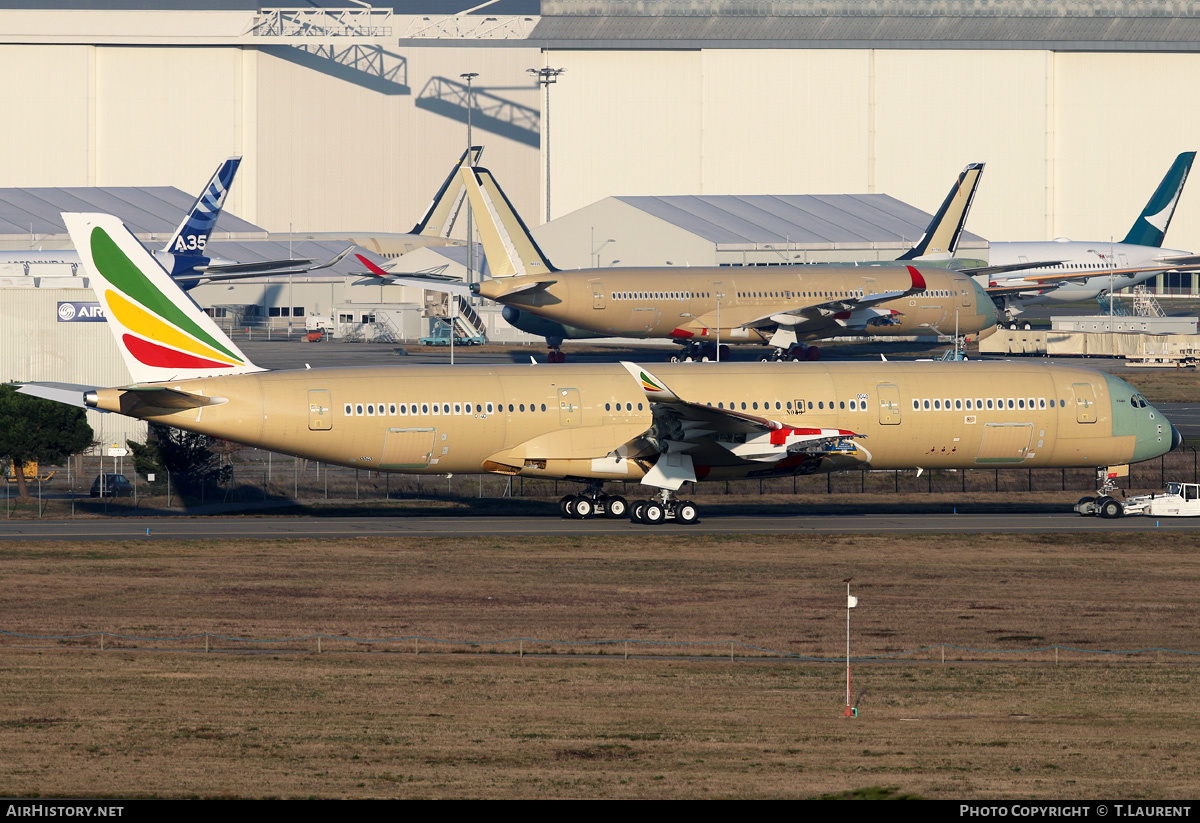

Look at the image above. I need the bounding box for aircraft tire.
[676,501,699,525]
[806,346,821,361]
[642,502,665,524]
[1099,497,1124,519]
[560,495,576,518]
[1076,496,1096,516]
[605,496,628,519]
[573,497,595,519]
[630,500,647,523]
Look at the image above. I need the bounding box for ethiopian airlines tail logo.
[91,226,246,371]
[638,371,665,393]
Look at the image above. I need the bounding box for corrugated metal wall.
[0,42,542,235]
[545,47,1200,254]
[0,282,145,452]
[0,37,1196,255]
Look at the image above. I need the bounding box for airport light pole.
[461,72,478,299]
[528,67,565,223]
[591,228,614,268]
[715,290,724,362]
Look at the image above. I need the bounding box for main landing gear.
[560,488,629,519]
[547,346,567,363]
[559,487,701,525]
[667,341,731,362]
[758,344,820,362]
[629,490,699,526]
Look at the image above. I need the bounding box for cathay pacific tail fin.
[1122,151,1195,247]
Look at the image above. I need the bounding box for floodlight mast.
[461,71,479,303]
[528,67,565,224]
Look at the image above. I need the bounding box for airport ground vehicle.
[419,320,485,347]
[4,460,55,484]
[1076,481,1200,518]
[90,474,133,498]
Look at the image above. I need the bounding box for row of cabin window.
[343,401,549,417]
[613,291,711,300]
[911,397,1068,412]
[700,399,868,412]
[729,289,957,301]
[608,289,960,302]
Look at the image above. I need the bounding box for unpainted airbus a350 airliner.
[17,212,1178,524]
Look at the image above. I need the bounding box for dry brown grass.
[1116,368,1200,403]
[2,532,1200,799]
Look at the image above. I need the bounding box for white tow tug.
[1076,482,1200,518]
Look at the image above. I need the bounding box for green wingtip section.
[90,226,243,363]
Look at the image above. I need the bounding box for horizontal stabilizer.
[16,382,99,409]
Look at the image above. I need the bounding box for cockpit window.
[1132,394,1149,409]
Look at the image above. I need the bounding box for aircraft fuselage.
[85,361,1173,485]
[479,265,997,344]
[986,240,1190,304]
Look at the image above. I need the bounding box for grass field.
[2,532,1199,799]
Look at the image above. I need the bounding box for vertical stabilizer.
[162,156,242,258]
[897,163,984,260]
[64,212,263,384]
[412,146,483,238]
[1122,151,1195,247]
[460,166,557,278]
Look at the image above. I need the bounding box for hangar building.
[0,0,1196,287]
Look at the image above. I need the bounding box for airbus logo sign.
[57,302,106,322]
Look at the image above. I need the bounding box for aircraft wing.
[1156,253,1200,266]
[349,252,481,298]
[983,262,1200,300]
[173,246,356,285]
[192,257,313,274]
[957,260,1065,277]
[613,363,870,488]
[734,265,926,335]
[983,282,1059,298]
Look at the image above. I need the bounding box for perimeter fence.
[6,446,1200,517]
[2,628,1198,665]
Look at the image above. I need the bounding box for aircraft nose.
[972,279,999,328]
